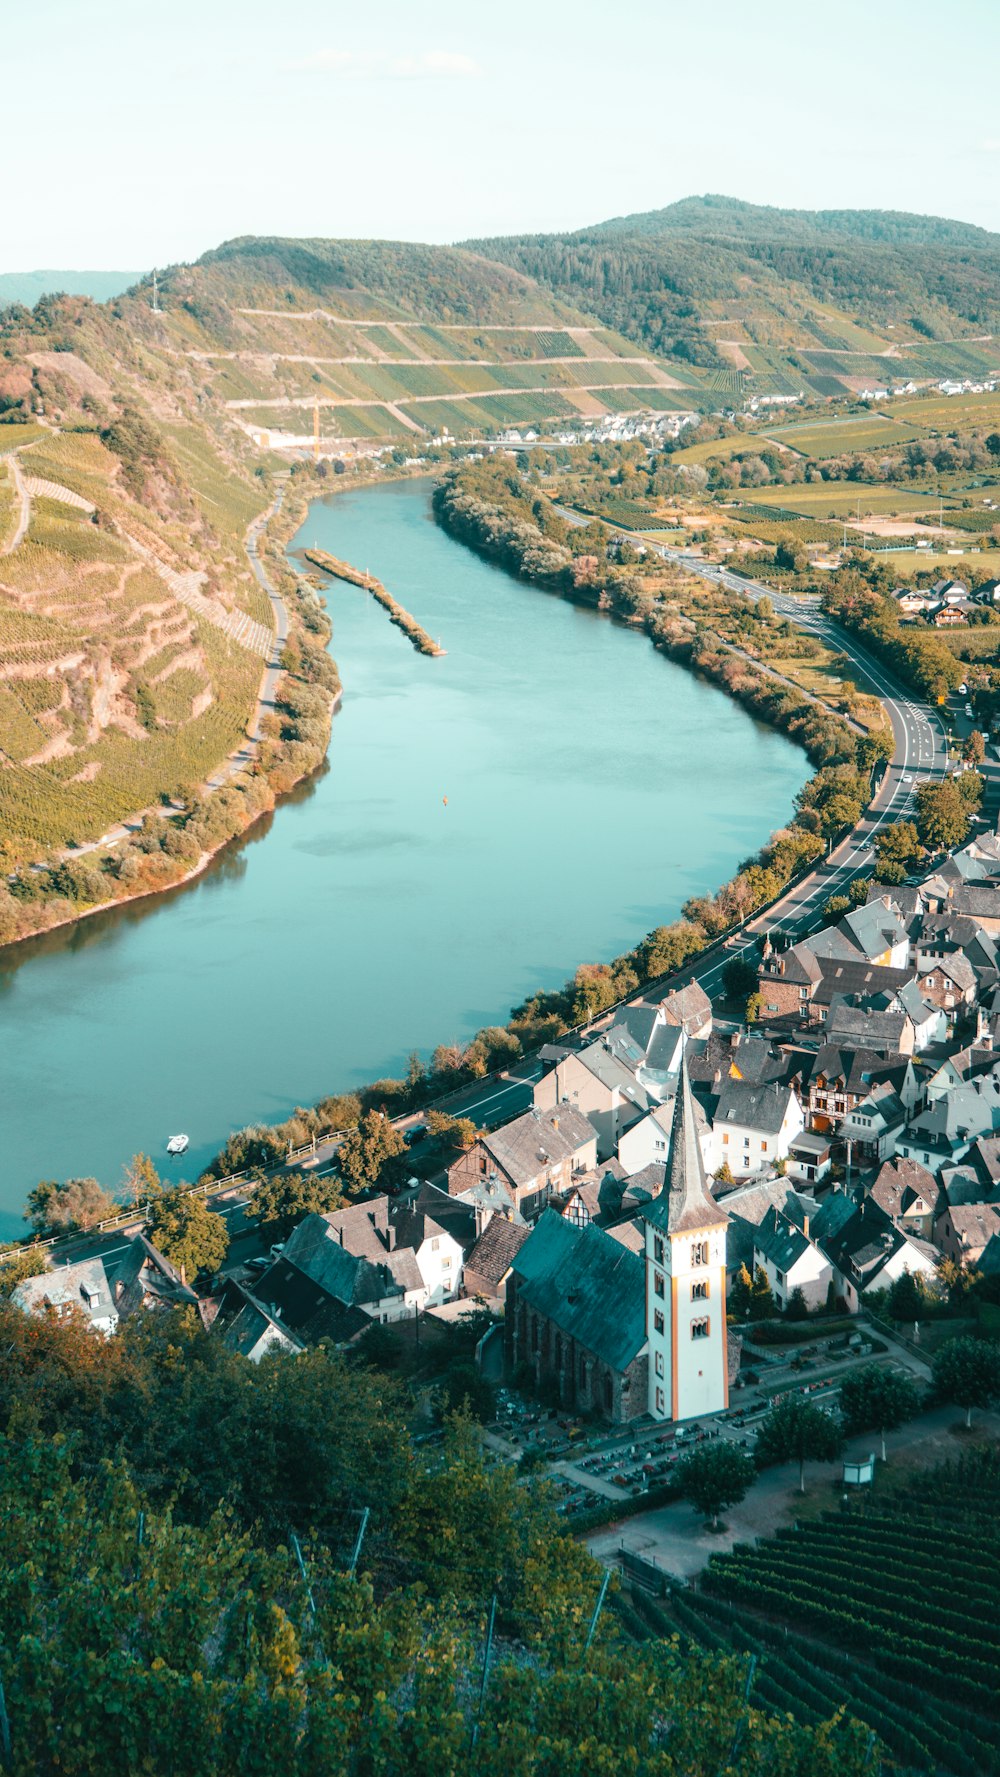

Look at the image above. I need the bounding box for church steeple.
[645,1057,727,1235]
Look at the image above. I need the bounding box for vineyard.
[766,414,928,457]
[732,514,845,547]
[630,1451,1000,1775]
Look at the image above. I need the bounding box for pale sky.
[8,0,1000,270]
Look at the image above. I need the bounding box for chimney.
[551,1114,559,1132]
[802,1214,810,1239]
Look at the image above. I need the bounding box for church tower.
[643,1058,729,1421]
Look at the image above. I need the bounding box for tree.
[987,433,1000,458]
[745,990,763,1024]
[676,1441,755,1530]
[838,1362,919,1459]
[0,1247,48,1297]
[730,1262,753,1319]
[755,1396,842,1491]
[964,728,987,766]
[146,1192,228,1279]
[121,1152,162,1210]
[246,1170,345,1244]
[957,768,984,808]
[749,1264,777,1321]
[876,819,920,869]
[823,894,851,921]
[337,1110,408,1196]
[932,1335,1000,1428]
[722,955,758,1000]
[785,1286,809,1322]
[26,1177,117,1235]
[915,780,969,851]
[888,1267,928,1324]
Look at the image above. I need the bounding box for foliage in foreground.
[0,1305,875,1773]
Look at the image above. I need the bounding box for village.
[12,805,1000,1545]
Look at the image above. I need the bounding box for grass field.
[671,433,775,466]
[894,390,1000,430]
[766,414,927,457]
[738,483,948,518]
[0,423,47,454]
[871,546,1000,576]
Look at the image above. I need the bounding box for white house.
[12,1257,118,1337]
[710,1080,804,1178]
[618,1092,714,1177]
[753,1205,832,1312]
[643,1063,729,1422]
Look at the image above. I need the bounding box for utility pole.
[151,270,161,314]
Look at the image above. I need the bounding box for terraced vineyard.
[639,1451,1000,1776]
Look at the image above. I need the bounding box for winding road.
[637,544,949,992]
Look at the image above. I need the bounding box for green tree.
[823,893,851,921]
[745,989,763,1024]
[246,1170,345,1244]
[915,780,969,850]
[730,1261,753,1319]
[146,1192,228,1279]
[749,1264,777,1321]
[676,1441,756,1530]
[337,1110,408,1196]
[785,1286,809,1322]
[25,1177,117,1235]
[838,1362,919,1459]
[888,1267,929,1324]
[876,819,920,869]
[722,955,759,1000]
[0,1247,48,1297]
[932,1334,1000,1428]
[755,1396,842,1491]
[957,768,984,808]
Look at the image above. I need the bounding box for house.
[11,1258,118,1336]
[813,1193,938,1310]
[105,1234,201,1318]
[894,979,947,1052]
[934,1201,1000,1266]
[918,953,977,1019]
[655,981,713,1040]
[506,1211,648,1423]
[556,1162,627,1228]
[534,1034,649,1159]
[825,1001,912,1056]
[973,579,1000,606]
[448,1102,597,1216]
[716,1176,819,1280]
[709,1079,805,1177]
[839,1082,908,1165]
[753,1203,832,1312]
[617,1092,714,1177]
[893,586,938,618]
[869,1156,939,1239]
[897,1074,1000,1175]
[807,1045,916,1135]
[214,1284,303,1362]
[786,1131,833,1188]
[462,1216,531,1305]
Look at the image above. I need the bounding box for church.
[642,1060,730,1421]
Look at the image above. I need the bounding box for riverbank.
[0,489,339,955]
[0,475,809,1214]
[303,547,445,655]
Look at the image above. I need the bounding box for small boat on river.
[166,1133,189,1156]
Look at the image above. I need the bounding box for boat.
[166,1133,189,1156]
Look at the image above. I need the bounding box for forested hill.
[466,195,1000,366]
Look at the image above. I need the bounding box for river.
[0,477,808,1234]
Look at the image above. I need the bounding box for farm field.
[737,484,948,517]
[894,389,1000,430]
[651,1452,1000,1777]
[765,414,927,457]
[873,546,1000,577]
[670,433,776,465]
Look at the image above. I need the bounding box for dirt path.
[3,451,30,554]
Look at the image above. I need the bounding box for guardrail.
[0,1139,322,1263]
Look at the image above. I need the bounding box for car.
[404,1123,428,1146]
[269,1242,285,1260]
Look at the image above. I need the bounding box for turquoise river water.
[0,478,808,1233]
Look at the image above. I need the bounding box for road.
[206,495,290,786]
[637,546,949,990]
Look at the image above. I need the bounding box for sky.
[8,0,1000,270]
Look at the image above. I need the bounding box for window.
[655,1138,666,1152]
[722,1132,729,1145]
[654,1352,664,1377]
[442,1256,451,1269]
[431,1238,439,1251]
[691,1281,708,1302]
[654,1309,665,1335]
[761,1141,768,1154]
[691,1318,710,1340]
[692,1241,709,1267]
[654,1271,665,1299]
[653,1235,664,1264]
[655,1387,665,1413]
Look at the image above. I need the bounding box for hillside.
[466,195,1000,392]
[0,269,142,306]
